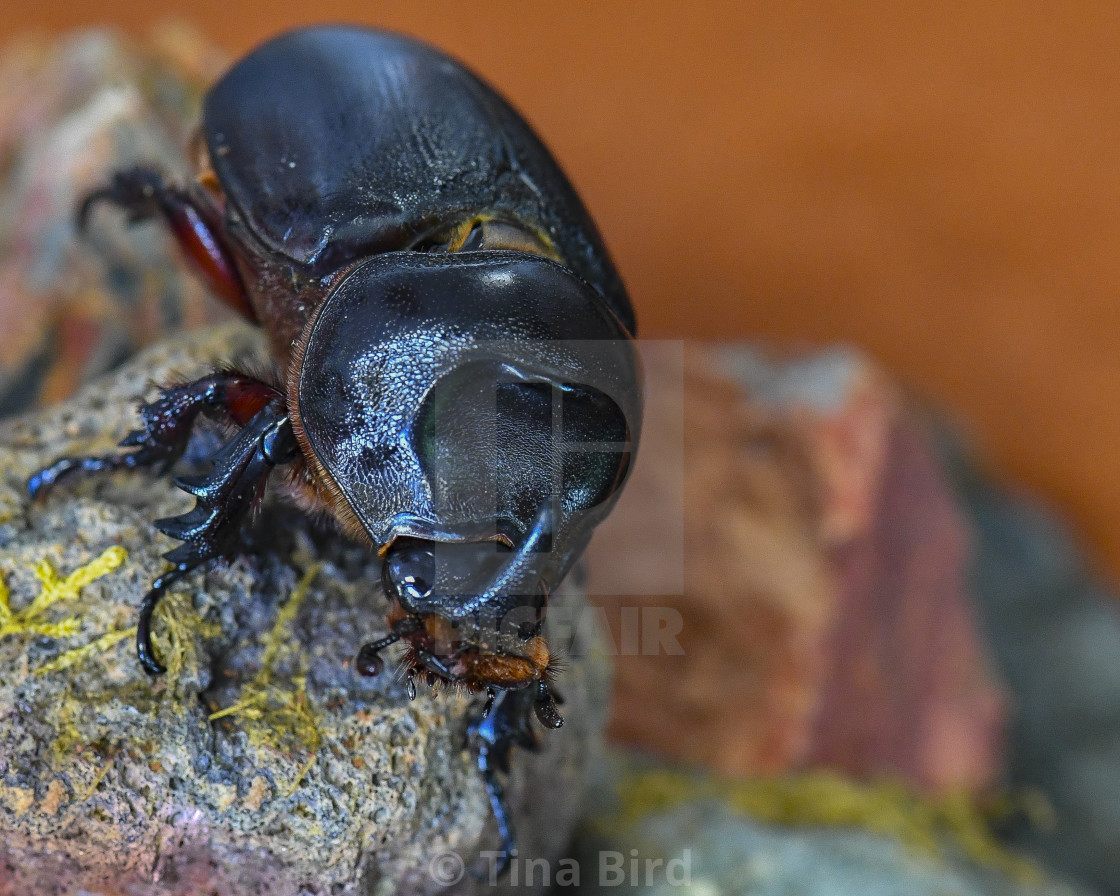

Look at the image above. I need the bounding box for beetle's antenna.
[355,633,400,676]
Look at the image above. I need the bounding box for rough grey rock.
[937,428,1120,896]
[565,755,1094,896]
[0,323,610,895]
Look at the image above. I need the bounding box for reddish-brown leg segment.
[79,166,256,320]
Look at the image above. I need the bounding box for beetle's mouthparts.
[357,506,561,693]
[379,505,555,624]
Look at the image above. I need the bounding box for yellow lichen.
[209,564,323,797]
[612,768,1041,883]
[34,627,136,677]
[79,756,114,801]
[45,688,119,803]
[149,590,223,681]
[213,782,237,811]
[0,546,126,641]
[0,786,34,815]
[47,690,83,761]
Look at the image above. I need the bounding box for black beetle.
[28,25,640,868]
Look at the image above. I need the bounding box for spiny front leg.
[138,403,297,674]
[27,371,280,500]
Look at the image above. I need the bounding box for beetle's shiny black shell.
[296,251,639,565]
[203,26,634,334]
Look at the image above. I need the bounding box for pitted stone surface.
[0,324,609,895]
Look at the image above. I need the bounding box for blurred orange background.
[6,2,1120,582]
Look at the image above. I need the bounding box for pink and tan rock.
[0,27,230,417]
[586,344,1007,794]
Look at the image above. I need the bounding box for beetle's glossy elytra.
[205,27,634,353]
[30,25,641,873]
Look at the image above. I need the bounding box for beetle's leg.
[412,648,455,681]
[78,165,254,320]
[138,402,297,674]
[481,686,497,718]
[136,562,197,675]
[467,687,541,878]
[470,690,518,878]
[533,680,564,729]
[28,372,280,500]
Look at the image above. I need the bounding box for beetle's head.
[290,251,640,705]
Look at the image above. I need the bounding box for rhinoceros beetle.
[27,25,640,868]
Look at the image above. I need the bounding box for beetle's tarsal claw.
[27,452,149,502]
[27,458,77,500]
[136,563,198,677]
[76,185,132,234]
[406,674,417,701]
[76,166,168,234]
[136,588,169,676]
[77,165,165,232]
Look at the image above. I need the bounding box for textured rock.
[5,25,1115,896]
[939,427,1120,896]
[565,754,1092,896]
[0,324,610,895]
[0,27,229,417]
[586,344,1006,793]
